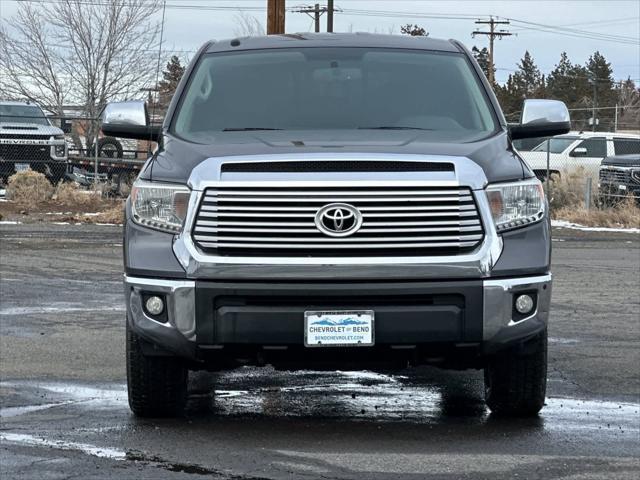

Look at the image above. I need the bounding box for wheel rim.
[99,144,118,158]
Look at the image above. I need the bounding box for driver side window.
[573,138,607,157]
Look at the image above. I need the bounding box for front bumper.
[125,274,552,362]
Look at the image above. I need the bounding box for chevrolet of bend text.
[102,34,572,417]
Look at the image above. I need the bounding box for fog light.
[145,295,164,316]
[515,294,534,315]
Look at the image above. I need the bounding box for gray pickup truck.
[102,34,571,418]
[0,101,68,184]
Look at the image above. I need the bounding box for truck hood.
[0,123,64,137]
[602,154,640,166]
[147,129,526,185]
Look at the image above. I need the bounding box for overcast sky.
[1,0,639,83]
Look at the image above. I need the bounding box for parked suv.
[523,131,640,180]
[0,101,68,184]
[102,34,572,418]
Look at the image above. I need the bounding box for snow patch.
[0,432,126,460]
[552,219,639,233]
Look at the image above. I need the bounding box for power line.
[9,0,266,11]
[511,16,640,33]
[291,4,328,33]
[472,17,513,85]
[334,7,639,45]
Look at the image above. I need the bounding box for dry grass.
[54,181,104,209]
[1,172,123,223]
[547,167,593,212]
[548,167,640,228]
[90,204,125,224]
[5,170,54,205]
[553,196,640,229]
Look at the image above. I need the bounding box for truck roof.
[0,100,40,107]
[560,131,640,140]
[205,32,460,54]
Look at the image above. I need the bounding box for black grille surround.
[192,184,485,257]
[222,161,454,173]
[0,143,53,162]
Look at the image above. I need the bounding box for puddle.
[2,374,638,434]
[0,303,125,315]
[549,337,580,344]
[1,401,75,418]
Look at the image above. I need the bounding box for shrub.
[6,170,54,204]
[547,167,592,212]
[54,181,103,208]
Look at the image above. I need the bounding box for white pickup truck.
[0,101,68,184]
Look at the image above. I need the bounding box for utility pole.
[313,3,320,32]
[472,17,512,84]
[327,0,334,32]
[293,3,326,32]
[267,0,285,35]
[592,78,598,132]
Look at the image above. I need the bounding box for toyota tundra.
[102,34,571,418]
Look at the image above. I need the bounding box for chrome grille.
[600,168,635,186]
[192,184,485,256]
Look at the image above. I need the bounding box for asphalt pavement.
[0,223,639,479]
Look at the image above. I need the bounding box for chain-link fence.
[2,104,639,213]
[0,110,154,197]
[516,134,640,211]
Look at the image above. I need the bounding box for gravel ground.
[1,223,639,479]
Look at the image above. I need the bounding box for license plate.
[15,163,30,172]
[304,310,374,347]
[618,184,627,191]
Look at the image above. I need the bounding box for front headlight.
[130,181,190,233]
[54,144,67,157]
[485,178,545,233]
[52,135,67,157]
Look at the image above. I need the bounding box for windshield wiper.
[223,127,283,131]
[358,126,433,131]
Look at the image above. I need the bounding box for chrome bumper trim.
[124,276,196,357]
[482,274,552,342]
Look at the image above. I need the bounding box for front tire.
[126,323,188,417]
[484,330,547,416]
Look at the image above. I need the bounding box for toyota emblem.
[315,203,363,237]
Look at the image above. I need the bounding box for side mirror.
[570,147,588,157]
[60,119,72,134]
[101,101,161,143]
[509,99,571,140]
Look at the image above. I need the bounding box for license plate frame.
[304,310,375,347]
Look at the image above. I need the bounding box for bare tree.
[233,12,265,37]
[0,6,68,116]
[0,0,162,152]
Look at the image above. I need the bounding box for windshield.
[173,48,497,143]
[532,137,575,154]
[0,104,50,126]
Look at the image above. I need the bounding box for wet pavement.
[1,224,639,479]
